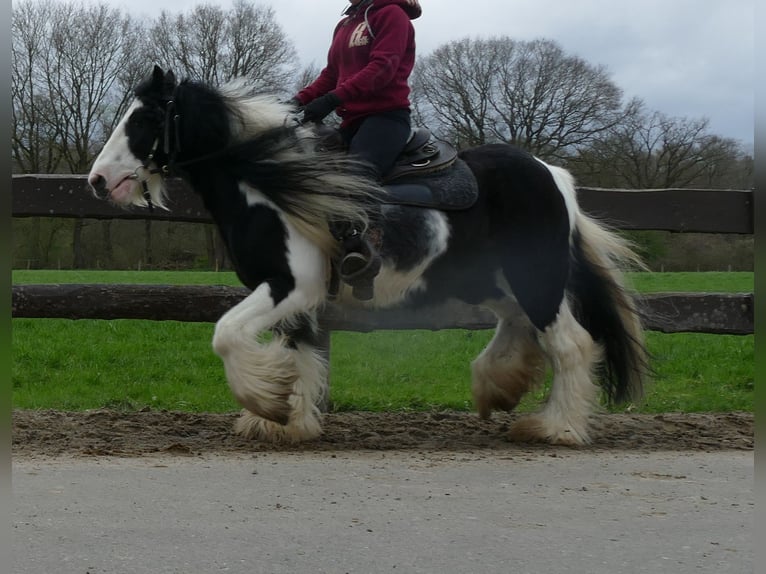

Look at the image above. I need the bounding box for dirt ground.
[12,409,753,457]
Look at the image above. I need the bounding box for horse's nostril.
[88,174,107,197]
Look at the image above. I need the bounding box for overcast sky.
[121,0,754,148]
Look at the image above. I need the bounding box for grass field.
[12,271,754,414]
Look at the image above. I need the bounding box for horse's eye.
[127,107,161,129]
[127,112,148,130]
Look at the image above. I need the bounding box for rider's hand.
[302,93,342,123]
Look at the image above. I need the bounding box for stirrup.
[340,252,381,301]
[341,253,371,280]
[340,252,381,281]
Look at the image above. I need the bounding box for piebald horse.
[89,66,648,445]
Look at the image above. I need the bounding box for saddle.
[384,127,455,181]
[315,126,479,211]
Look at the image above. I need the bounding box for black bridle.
[130,90,304,211]
[131,96,181,212]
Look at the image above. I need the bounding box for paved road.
[13,450,752,574]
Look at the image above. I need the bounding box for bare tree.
[44,1,147,173]
[12,0,61,173]
[412,37,628,159]
[292,62,322,94]
[412,37,500,148]
[12,0,147,174]
[572,102,752,189]
[149,0,298,90]
[147,0,299,272]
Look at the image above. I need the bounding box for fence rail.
[11,175,755,335]
[10,284,754,335]
[12,174,754,233]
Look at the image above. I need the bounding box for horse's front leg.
[212,278,327,444]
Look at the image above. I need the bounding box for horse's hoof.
[508,415,589,446]
[234,409,322,444]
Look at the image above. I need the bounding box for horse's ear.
[152,65,165,85]
[149,65,168,96]
[165,69,177,89]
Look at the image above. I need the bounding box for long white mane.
[214,80,384,255]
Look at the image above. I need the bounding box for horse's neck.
[185,168,242,222]
[174,85,232,160]
[187,171,286,291]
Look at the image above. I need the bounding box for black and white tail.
[569,212,648,406]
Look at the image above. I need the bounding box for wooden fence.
[11,175,754,335]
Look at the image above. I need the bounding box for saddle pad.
[380,158,479,211]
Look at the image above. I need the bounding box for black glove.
[302,93,342,123]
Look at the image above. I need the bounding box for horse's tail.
[549,166,649,405]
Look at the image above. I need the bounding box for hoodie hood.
[385,0,422,20]
[348,0,422,20]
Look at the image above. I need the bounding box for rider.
[291,0,422,300]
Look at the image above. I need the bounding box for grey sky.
[123,0,754,148]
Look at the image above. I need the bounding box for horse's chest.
[217,204,293,291]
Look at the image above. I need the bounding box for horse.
[88,66,648,446]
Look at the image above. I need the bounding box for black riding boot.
[339,229,381,301]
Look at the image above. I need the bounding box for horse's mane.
[172,79,384,255]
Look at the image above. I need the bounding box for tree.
[12,0,61,173]
[149,0,298,90]
[412,37,500,148]
[293,62,322,95]
[12,0,147,173]
[572,102,753,189]
[412,37,628,159]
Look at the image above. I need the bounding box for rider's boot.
[339,229,381,301]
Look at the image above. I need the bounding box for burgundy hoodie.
[296,0,422,128]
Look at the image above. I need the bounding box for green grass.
[12,319,236,412]
[11,269,755,292]
[12,269,242,286]
[626,271,752,293]
[12,271,754,414]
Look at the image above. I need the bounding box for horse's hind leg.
[510,299,602,446]
[471,312,546,419]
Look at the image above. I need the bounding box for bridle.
[129,96,181,212]
[125,87,305,212]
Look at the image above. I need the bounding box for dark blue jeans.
[340,109,411,179]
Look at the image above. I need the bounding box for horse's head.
[88,65,178,209]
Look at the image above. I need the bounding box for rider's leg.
[340,110,411,300]
[346,109,412,177]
